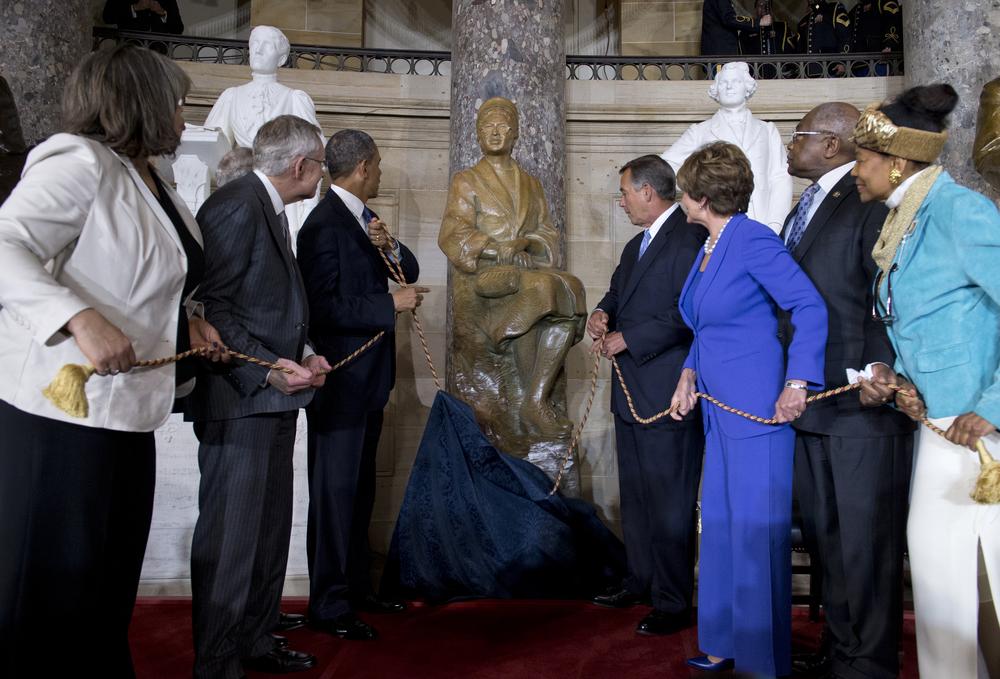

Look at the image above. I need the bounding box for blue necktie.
[785,183,821,252]
[361,206,376,230]
[637,229,652,260]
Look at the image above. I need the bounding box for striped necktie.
[637,228,652,260]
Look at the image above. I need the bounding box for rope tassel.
[39,343,362,420]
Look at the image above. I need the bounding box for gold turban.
[850,103,948,163]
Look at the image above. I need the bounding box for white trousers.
[907,417,1000,679]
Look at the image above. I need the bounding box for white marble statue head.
[248,25,291,74]
[708,62,758,109]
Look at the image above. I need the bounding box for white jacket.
[0,134,201,431]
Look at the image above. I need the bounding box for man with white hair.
[661,61,791,232]
[188,115,331,678]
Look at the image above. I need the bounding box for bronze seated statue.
[439,97,586,455]
[975,76,1000,194]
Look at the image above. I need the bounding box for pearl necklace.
[703,216,735,255]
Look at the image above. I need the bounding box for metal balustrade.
[93,27,902,80]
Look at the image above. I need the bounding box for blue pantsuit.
[679,214,827,676]
[699,413,795,676]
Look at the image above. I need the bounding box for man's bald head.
[808,102,861,151]
[787,102,860,181]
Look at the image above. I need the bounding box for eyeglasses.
[788,130,836,143]
[871,263,898,325]
[302,156,325,167]
[481,123,512,134]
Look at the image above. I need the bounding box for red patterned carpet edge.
[130,598,918,678]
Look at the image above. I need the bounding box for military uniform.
[848,1,901,75]
[738,18,797,79]
[850,0,902,52]
[797,1,851,76]
[701,0,758,56]
[738,20,797,57]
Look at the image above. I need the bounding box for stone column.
[449,0,567,245]
[904,0,1000,198]
[0,2,93,146]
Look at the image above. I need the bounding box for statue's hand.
[496,238,530,265]
[513,251,534,269]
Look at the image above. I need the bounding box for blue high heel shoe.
[686,655,735,672]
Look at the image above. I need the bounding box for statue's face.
[477,110,518,156]
[715,70,750,108]
[249,34,285,73]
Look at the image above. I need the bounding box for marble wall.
[250,0,364,47]
[139,63,902,593]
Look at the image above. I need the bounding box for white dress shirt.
[785,161,855,244]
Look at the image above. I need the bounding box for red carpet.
[131,598,918,678]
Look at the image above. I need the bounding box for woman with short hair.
[854,83,1000,679]
[0,44,222,677]
[670,141,827,676]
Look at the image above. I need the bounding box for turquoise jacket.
[878,172,1000,426]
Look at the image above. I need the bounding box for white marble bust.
[662,62,792,232]
[202,25,322,244]
[204,25,320,149]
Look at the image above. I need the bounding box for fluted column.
[903,0,1000,198]
[0,2,93,145]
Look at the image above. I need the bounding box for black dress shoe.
[311,612,378,640]
[243,647,316,673]
[353,594,406,614]
[791,651,832,677]
[270,633,289,648]
[591,587,640,608]
[635,609,692,636]
[272,612,307,633]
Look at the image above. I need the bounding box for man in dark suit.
[188,115,330,679]
[701,0,770,57]
[782,103,915,679]
[102,0,183,34]
[587,155,706,636]
[296,129,425,641]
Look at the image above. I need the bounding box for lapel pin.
[831,191,841,198]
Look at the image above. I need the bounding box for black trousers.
[305,408,383,621]
[794,431,913,679]
[0,399,155,679]
[614,415,704,614]
[190,411,298,679]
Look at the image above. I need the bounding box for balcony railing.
[93,27,902,80]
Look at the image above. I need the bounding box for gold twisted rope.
[550,334,874,494]
[550,333,997,497]
[378,235,442,391]
[548,339,603,495]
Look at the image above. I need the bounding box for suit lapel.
[779,205,795,241]
[692,213,741,324]
[619,208,684,310]
[326,190,384,271]
[121,155,184,252]
[792,173,854,262]
[249,174,296,274]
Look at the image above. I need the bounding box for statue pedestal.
[160,126,232,214]
[527,440,580,498]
